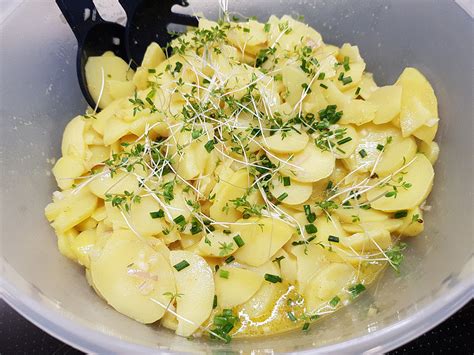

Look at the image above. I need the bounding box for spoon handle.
[56,0,104,43]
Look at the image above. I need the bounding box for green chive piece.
[349,283,366,298]
[302,322,310,331]
[264,23,271,32]
[328,235,339,243]
[303,204,311,215]
[343,56,350,71]
[355,87,361,95]
[264,273,282,283]
[317,72,326,80]
[173,214,186,226]
[219,270,230,279]
[283,176,291,186]
[224,255,235,264]
[394,210,408,219]
[306,212,316,223]
[305,224,317,234]
[337,136,352,145]
[213,295,218,309]
[148,68,156,73]
[173,260,190,271]
[342,76,353,85]
[150,210,164,219]
[287,311,297,322]
[233,235,245,247]
[320,83,328,89]
[277,192,288,201]
[204,140,215,153]
[329,295,340,307]
[376,144,385,151]
[359,149,367,158]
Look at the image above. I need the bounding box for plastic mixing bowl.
[1,0,473,353]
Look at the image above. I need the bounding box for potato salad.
[45,15,440,341]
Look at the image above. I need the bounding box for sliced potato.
[273,249,297,285]
[367,154,434,212]
[334,207,388,224]
[397,67,438,139]
[89,170,140,199]
[141,42,166,68]
[395,207,424,237]
[90,230,175,324]
[281,64,309,107]
[341,229,392,251]
[262,127,309,154]
[418,140,440,165]
[340,99,377,126]
[368,85,402,125]
[291,243,330,293]
[169,250,214,337]
[342,219,403,233]
[272,143,335,183]
[215,266,263,308]
[197,230,239,258]
[269,175,312,205]
[70,229,97,268]
[375,136,417,177]
[232,217,294,266]
[239,282,286,319]
[52,156,86,190]
[335,62,366,91]
[62,116,86,159]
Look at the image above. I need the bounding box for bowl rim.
[1,258,473,354]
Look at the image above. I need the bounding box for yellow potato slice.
[305,263,356,312]
[210,169,252,223]
[418,140,440,164]
[395,207,424,237]
[368,85,402,124]
[215,266,263,308]
[92,99,124,135]
[89,170,140,199]
[239,282,287,319]
[141,42,166,68]
[272,143,335,183]
[341,229,392,251]
[334,207,388,224]
[322,81,351,108]
[232,217,294,267]
[169,250,214,337]
[108,80,135,101]
[331,124,359,159]
[103,116,130,146]
[337,43,363,63]
[85,145,110,170]
[367,154,434,211]
[197,230,239,258]
[56,229,78,261]
[291,243,330,293]
[52,156,86,190]
[270,175,312,205]
[397,67,438,138]
[335,62,366,91]
[340,99,377,126]
[262,127,309,154]
[90,230,175,324]
[281,64,309,106]
[273,249,297,284]
[70,229,97,268]
[341,219,403,234]
[62,116,86,159]
[375,136,417,177]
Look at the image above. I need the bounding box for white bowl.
[1,1,472,353]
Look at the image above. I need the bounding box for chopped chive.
[303,204,311,216]
[223,229,231,235]
[274,73,283,81]
[376,144,385,151]
[243,27,250,33]
[283,176,291,186]
[277,192,288,201]
[264,23,271,32]
[328,235,339,243]
[302,322,310,331]
[343,56,350,71]
[204,139,215,153]
[173,215,186,226]
[150,210,164,219]
[342,76,353,85]
[233,235,245,247]
[219,270,230,279]
[326,180,334,190]
[337,136,352,145]
[355,87,361,95]
[349,283,366,298]
[359,149,367,158]
[360,204,371,210]
[319,83,328,89]
[317,72,326,80]
[305,224,317,234]
[173,260,190,271]
[329,295,340,307]
[213,295,218,309]
[148,68,156,73]
[264,273,282,283]
[224,255,235,264]
[394,210,408,219]
[287,311,297,321]
[306,212,316,223]
[338,72,344,80]
[273,255,285,266]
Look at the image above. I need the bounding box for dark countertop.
[0,299,472,354]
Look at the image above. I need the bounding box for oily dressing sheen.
[45,14,439,342]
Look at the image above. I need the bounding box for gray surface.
[1,0,473,353]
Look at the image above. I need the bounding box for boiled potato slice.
[239,282,286,319]
[227,20,267,55]
[338,43,363,63]
[109,80,135,100]
[210,169,252,222]
[322,81,351,108]
[375,136,417,177]
[335,62,366,91]
[368,85,402,124]
[91,230,175,324]
[232,217,294,267]
[270,175,312,205]
[273,249,297,284]
[62,116,86,159]
[419,140,440,164]
[215,266,263,308]
[395,207,424,237]
[56,229,78,261]
[85,145,111,170]
[92,99,124,135]
[334,207,388,224]
[272,143,335,183]
[291,243,330,293]
[48,189,98,233]
[262,127,309,154]
[281,64,309,106]
[397,67,438,139]
[85,52,134,109]
[340,99,377,125]
[89,170,140,199]
[169,250,214,337]
[70,229,97,268]
[342,219,403,233]
[367,154,434,212]
[305,263,356,312]
[331,124,359,159]
[52,156,86,190]
[341,229,392,251]
[103,116,130,146]
[197,230,239,258]
[141,42,166,68]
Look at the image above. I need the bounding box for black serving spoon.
[57,0,198,110]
